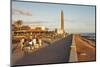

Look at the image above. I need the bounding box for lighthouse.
[60,10,64,34]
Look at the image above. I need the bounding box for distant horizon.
[12,1,96,33]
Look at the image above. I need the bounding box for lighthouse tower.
[60,10,64,34]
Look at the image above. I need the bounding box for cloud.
[12,7,33,16]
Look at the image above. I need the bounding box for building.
[12,10,65,38]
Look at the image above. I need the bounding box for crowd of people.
[20,37,42,53]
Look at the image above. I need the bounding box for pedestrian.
[28,40,33,51]
[39,39,42,47]
[20,38,24,50]
[32,38,36,49]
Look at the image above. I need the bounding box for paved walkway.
[14,35,73,66]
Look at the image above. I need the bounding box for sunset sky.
[12,1,96,33]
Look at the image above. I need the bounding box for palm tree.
[14,20,23,30]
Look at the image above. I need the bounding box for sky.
[12,1,96,33]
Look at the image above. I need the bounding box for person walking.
[20,38,24,50]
